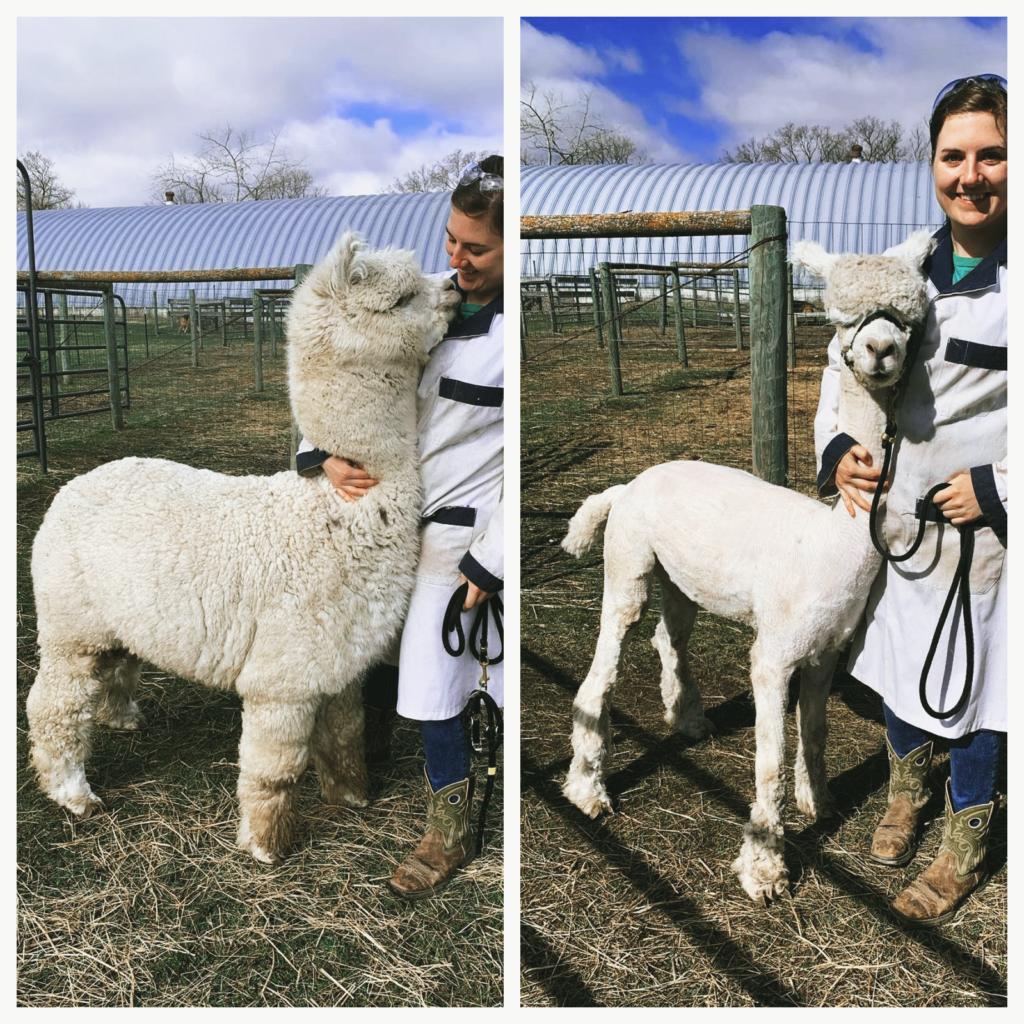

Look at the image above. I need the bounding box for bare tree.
[383,149,497,193]
[149,125,328,204]
[17,151,83,210]
[723,116,930,164]
[520,83,648,166]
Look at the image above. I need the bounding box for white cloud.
[17,17,503,207]
[521,21,691,164]
[675,18,1007,151]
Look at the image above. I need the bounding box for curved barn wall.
[521,162,944,285]
[17,192,455,307]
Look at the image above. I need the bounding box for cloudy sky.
[17,17,504,208]
[521,17,1007,163]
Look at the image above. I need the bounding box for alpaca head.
[791,230,935,390]
[287,232,460,375]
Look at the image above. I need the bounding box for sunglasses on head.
[457,163,503,194]
[932,73,1007,113]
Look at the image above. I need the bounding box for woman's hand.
[458,573,493,610]
[322,456,379,503]
[933,472,982,525]
[834,445,884,517]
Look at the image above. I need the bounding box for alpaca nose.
[866,340,893,362]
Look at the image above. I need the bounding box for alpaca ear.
[790,240,838,282]
[329,232,367,293]
[889,229,937,274]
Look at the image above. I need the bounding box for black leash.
[867,398,978,721]
[442,582,504,856]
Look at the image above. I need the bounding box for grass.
[16,325,503,1007]
[519,316,1007,1007]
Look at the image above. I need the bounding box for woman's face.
[933,110,1007,257]
[445,207,504,306]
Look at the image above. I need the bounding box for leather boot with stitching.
[387,771,476,900]
[891,778,997,927]
[870,735,933,867]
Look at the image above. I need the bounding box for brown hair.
[451,154,503,237]
[930,78,1007,158]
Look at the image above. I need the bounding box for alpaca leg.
[310,685,370,809]
[235,697,317,865]
[732,641,792,901]
[653,572,715,740]
[92,651,145,731]
[563,570,651,818]
[794,652,837,820]
[26,647,107,818]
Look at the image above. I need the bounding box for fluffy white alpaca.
[561,230,935,901]
[27,233,459,865]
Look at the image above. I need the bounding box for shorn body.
[27,234,460,865]
[561,231,935,900]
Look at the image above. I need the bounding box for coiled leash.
[867,395,980,721]
[442,582,504,856]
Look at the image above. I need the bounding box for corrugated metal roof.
[520,162,944,283]
[17,192,456,306]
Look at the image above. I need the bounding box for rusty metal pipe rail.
[521,210,752,239]
[16,267,299,285]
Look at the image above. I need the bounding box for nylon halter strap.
[441,582,504,856]
[863,323,978,722]
[839,308,912,371]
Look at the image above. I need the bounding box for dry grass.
[17,336,503,1007]
[519,317,1007,1007]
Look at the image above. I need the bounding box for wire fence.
[520,236,836,618]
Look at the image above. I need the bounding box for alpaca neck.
[836,362,892,474]
[294,366,420,483]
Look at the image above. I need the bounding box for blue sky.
[521,17,1007,163]
[18,17,504,207]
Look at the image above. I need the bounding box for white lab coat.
[297,281,504,720]
[815,224,1006,736]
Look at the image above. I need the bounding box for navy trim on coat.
[445,273,504,339]
[459,550,503,593]
[971,464,1007,548]
[945,338,1007,371]
[296,446,332,476]
[926,222,1007,296]
[817,431,860,496]
[422,505,478,528]
[439,376,504,407]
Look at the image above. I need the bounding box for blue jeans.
[362,663,470,790]
[883,703,1004,811]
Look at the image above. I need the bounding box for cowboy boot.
[363,705,396,765]
[870,735,933,867]
[891,779,997,927]
[387,772,476,901]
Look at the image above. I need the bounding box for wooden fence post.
[188,287,199,366]
[253,289,263,393]
[748,205,788,486]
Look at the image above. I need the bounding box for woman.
[814,77,1006,926]
[296,155,504,900]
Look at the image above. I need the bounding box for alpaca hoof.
[669,713,716,740]
[324,788,370,810]
[563,777,613,818]
[105,704,146,730]
[795,785,834,820]
[249,844,285,867]
[68,793,106,819]
[732,855,791,902]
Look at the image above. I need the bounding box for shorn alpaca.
[27,233,459,865]
[561,231,935,901]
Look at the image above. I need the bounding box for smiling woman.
[815,73,1007,930]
